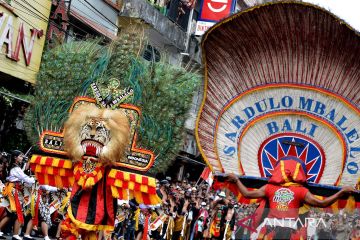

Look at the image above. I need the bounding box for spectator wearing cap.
[210,191,227,209]
[190,201,210,240]
[181,179,188,188]
[158,180,169,205]
[207,191,230,240]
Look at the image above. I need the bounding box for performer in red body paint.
[225,157,355,240]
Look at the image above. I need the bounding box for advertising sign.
[196,0,236,36]
[199,0,236,21]
[195,20,215,35]
[0,0,51,83]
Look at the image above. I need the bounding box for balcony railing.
[145,0,193,31]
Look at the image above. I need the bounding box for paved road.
[3,236,51,240]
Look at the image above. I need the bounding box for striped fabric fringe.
[73,162,104,189]
[30,155,74,188]
[107,169,161,205]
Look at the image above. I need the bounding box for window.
[143,44,161,62]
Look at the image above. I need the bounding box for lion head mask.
[63,103,130,165]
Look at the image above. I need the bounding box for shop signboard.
[195,0,236,36]
[0,0,51,83]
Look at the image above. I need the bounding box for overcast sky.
[304,0,360,31]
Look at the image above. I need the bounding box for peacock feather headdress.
[25,27,201,174]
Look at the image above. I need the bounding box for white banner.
[215,85,360,186]
[195,21,215,36]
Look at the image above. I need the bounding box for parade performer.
[0,155,8,234]
[195,2,360,239]
[24,25,200,239]
[191,202,209,240]
[23,185,58,240]
[225,157,354,239]
[29,100,161,240]
[0,150,35,240]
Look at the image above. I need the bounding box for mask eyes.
[96,126,104,131]
[83,124,92,131]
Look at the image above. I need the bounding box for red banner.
[199,0,235,22]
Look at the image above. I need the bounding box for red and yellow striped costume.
[213,157,358,240]
[30,155,161,239]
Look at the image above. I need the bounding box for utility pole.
[65,0,72,42]
[184,1,196,54]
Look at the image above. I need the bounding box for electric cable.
[80,0,120,30]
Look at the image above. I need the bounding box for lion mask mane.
[63,104,130,165]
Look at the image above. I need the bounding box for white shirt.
[40,185,58,192]
[6,166,35,186]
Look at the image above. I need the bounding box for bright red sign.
[199,0,235,22]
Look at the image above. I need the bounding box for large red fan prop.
[196,2,360,188]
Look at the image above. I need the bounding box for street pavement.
[4,236,50,240]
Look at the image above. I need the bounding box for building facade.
[118,0,205,179]
[0,0,51,150]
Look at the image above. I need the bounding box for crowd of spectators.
[307,208,360,240]
[111,177,360,240]
[112,176,253,240]
[0,151,360,240]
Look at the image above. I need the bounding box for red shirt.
[265,184,309,219]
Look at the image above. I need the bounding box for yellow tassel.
[124,172,130,181]
[78,177,84,187]
[44,174,49,185]
[111,186,119,198]
[330,200,339,214]
[59,192,71,214]
[135,208,140,231]
[149,194,161,205]
[114,179,123,188]
[83,231,97,240]
[3,183,16,211]
[55,176,63,188]
[85,177,95,188]
[344,196,355,213]
[30,193,36,217]
[47,166,54,175]
[123,189,129,200]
